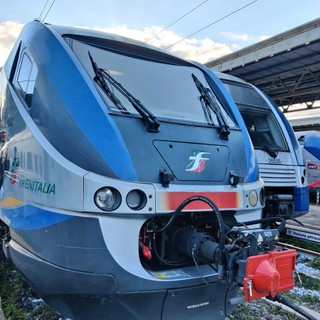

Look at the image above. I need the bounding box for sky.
[1,0,320,67]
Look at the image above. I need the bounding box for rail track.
[279,241,320,258]
[275,233,320,320]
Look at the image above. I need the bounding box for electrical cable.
[165,0,258,49]
[38,0,50,21]
[233,216,286,233]
[191,247,210,285]
[38,0,56,23]
[145,0,208,44]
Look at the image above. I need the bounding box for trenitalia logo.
[186,151,210,173]
[9,155,19,184]
[7,148,56,195]
[308,163,318,169]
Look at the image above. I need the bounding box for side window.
[16,51,38,108]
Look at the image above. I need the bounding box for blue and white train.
[0,21,296,319]
[215,72,309,219]
[296,130,320,201]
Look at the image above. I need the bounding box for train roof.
[43,22,191,64]
[213,71,248,85]
[47,22,151,48]
[8,20,193,68]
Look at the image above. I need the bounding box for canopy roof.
[206,18,320,112]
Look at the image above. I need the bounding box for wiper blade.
[89,51,128,113]
[192,73,230,140]
[248,128,278,158]
[88,52,160,133]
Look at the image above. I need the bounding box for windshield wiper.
[248,128,278,158]
[88,51,160,133]
[89,51,128,113]
[192,73,230,140]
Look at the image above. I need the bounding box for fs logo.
[186,151,210,173]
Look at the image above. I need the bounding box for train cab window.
[222,80,288,153]
[15,52,38,108]
[65,37,237,129]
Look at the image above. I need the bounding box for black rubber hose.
[162,196,225,267]
[268,294,318,320]
[233,216,286,233]
[226,250,241,284]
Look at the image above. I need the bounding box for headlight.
[126,189,147,210]
[248,190,258,207]
[94,187,121,211]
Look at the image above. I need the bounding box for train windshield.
[65,36,236,128]
[222,80,289,153]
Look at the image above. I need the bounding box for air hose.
[233,216,286,233]
[161,195,226,276]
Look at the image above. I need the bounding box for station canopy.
[206,18,320,113]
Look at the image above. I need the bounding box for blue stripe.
[1,206,71,230]
[28,22,138,181]
[293,186,309,212]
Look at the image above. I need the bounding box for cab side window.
[16,51,38,108]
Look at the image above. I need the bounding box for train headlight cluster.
[94,187,121,211]
[126,189,147,210]
[94,187,148,212]
[248,190,258,207]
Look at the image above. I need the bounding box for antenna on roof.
[38,0,56,23]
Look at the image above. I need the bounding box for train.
[296,130,320,202]
[214,72,309,219]
[0,21,297,319]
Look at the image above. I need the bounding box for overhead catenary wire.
[165,0,258,49]
[145,0,209,44]
[38,0,50,21]
[38,0,56,22]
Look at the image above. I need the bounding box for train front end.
[0,21,296,319]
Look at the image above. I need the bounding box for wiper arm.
[89,51,128,113]
[88,52,160,133]
[248,128,278,158]
[192,73,230,140]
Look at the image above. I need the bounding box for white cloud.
[0,22,234,67]
[258,35,270,42]
[0,21,24,67]
[79,25,233,63]
[165,37,233,63]
[218,31,272,47]
[220,31,249,42]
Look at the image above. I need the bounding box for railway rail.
[279,241,320,258]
